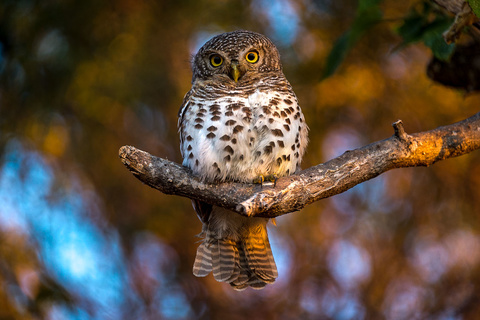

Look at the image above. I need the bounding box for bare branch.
[119,112,480,218]
[433,0,465,15]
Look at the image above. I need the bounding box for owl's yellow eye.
[210,55,223,67]
[245,51,259,63]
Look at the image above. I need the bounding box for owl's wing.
[178,90,212,223]
[178,89,193,127]
[177,89,194,157]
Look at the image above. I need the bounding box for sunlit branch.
[119,112,480,218]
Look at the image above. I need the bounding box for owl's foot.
[253,173,278,187]
[265,173,278,187]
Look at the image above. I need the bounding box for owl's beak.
[230,61,242,82]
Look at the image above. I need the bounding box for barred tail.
[230,232,278,291]
[193,238,239,281]
[193,224,278,290]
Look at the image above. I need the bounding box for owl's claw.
[253,175,265,187]
[253,173,278,187]
[264,173,278,187]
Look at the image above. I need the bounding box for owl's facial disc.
[229,60,244,82]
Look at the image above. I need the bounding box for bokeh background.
[1,0,480,319]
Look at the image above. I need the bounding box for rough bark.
[119,112,480,218]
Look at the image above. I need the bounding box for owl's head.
[191,30,282,83]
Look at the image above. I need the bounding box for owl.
[178,30,308,290]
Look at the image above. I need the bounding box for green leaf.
[322,32,352,79]
[397,10,428,44]
[423,31,455,60]
[396,2,455,61]
[467,0,480,18]
[322,0,384,79]
[422,17,456,60]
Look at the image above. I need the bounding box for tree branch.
[119,112,480,218]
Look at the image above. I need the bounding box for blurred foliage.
[324,0,456,79]
[322,0,383,78]
[467,0,480,18]
[0,0,480,319]
[396,1,455,60]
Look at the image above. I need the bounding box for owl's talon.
[264,173,278,187]
[253,173,278,187]
[253,175,265,187]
